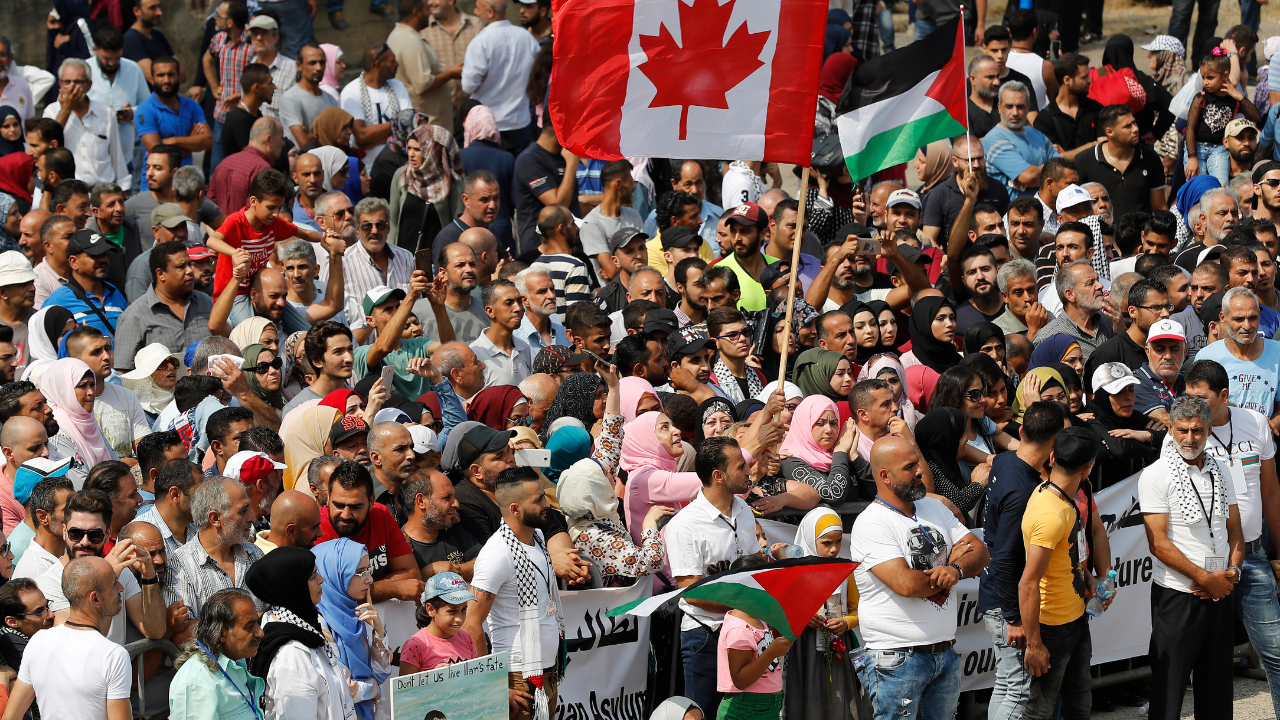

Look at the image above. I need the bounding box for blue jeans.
[877,2,895,53]
[853,645,961,720]
[1234,548,1280,720]
[681,628,722,720]
[262,0,315,58]
[1239,0,1261,29]
[913,18,935,42]
[229,293,311,336]
[984,610,1032,720]
[210,119,224,170]
[1189,142,1231,185]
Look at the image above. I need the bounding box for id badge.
[1229,459,1250,498]
[1205,556,1226,573]
[546,601,557,618]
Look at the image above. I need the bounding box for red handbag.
[1087,65,1148,113]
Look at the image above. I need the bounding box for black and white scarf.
[499,521,565,720]
[712,359,761,404]
[1161,433,1229,525]
[358,76,400,126]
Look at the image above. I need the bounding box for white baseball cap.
[1055,184,1094,213]
[887,189,921,210]
[1147,318,1186,344]
[1091,362,1141,395]
[0,251,37,288]
[410,425,439,454]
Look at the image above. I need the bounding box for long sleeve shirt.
[43,99,131,191]
[574,521,665,587]
[387,22,454,126]
[780,451,853,503]
[459,20,539,131]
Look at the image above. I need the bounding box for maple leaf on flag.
[636,0,770,141]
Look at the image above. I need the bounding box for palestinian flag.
[607,557,856,640]
[834,15,967,182]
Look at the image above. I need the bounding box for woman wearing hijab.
[467,385,531,429]
[1101,34,1172,137]
[867,299,901,352]
[1084,362,1160,489]
[964,322,1006,361]
[815,51,858,138]
[0,193,22,254]
[309,107,356,153]
[283,406,341,490]
[758,306,797,384]
[1173,176,1220,244]
[545,426,592,484]
[319,44,345,100]
[541,372,605,441]
[857,353,919,427]
[784,507,862,720]
[1028,334,1083,376]
[794,349,857,425]
[779,395,859,503]
[914,140,955,203]
[0,153,33,210]
[242,344,285,411]
[0,108,24,158]
[650,697,704,720]
[915,407,988,522]
[229,316,279,355]
[389,124,464,252]
[247,546,363,720]
[901,297,961,373]
[621,411,708,543]
[842,301,886,365]
[1009,365,1069,429]
[41,357,117,485]
[619,377,663,423]
[1046,361,1089,417]
[312,539,393,720]
[306,146,350,195]
[559,457,667,588]
[371,110,429,200]
[695,397,736,445]
[318,388,365,417]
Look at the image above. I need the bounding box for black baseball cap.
[1198,291,1225,329]
[643,308,678,337]
[456,425,514,469]
[1053,426,1098,471]
[669,327,713,359]
[759,261,792,290]
[608,227,648,253]
[886,245,931,276]
[661,226,702,250]
[1253,161,1280,183]
[330,416,369,446]
[834,222,874,242]
[68,230,116,257]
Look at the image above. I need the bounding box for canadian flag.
[548,0,827,165]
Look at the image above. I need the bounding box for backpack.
[1088,65,1148,113]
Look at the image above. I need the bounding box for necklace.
[1210,416,1234,465]
[64,621,98,630]
[875,497,937,553]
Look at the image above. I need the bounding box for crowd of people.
[0,0,1277,719]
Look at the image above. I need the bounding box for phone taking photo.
[379,365,395,391]
[414,249,433,276]
[858,237,882,256]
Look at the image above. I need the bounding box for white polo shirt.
[1138,453,1237,593]
[470,330,533,390]
[663,490,761,632]
[1203,406,1276,544]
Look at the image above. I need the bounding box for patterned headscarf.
[540,372,603,441]
[386,109,428,157]
[400,124,464,204]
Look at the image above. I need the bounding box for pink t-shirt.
[716,613,784,694]
[401,628,477,671]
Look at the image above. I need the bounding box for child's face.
[0,116,21,143]
[815,530,843,558]
[1200,66,1225,92]
[248,194,286,224]
[754,522,767,548]
[428,601,468,635]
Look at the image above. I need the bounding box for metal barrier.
[123,638,182,720]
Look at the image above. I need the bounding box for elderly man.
[1,557,132,720]
[995,258,1052,336]
[85,182,141,294]
[514,266,570,349]
[255,490,322,552]
[985,82,1060,200]
[1217,243,1280,338]
[1129,319,1188,428]
[43,59,130,191]
[1196,287,1280,433]
[118,520,190,716]
[345,197,416,345]
[167,476,264,619]
[1139,396,1243,720]
[461,0,540,152]
[313,190,357,281]
[1175,189,1241,269]
[1036,221,1110,315]
[167,588,264,719]
[517,373,557,435]
[1032,260,1117,361]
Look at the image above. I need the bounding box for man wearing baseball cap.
[222,450,286,520]
[1134,318,1187,427]
[332,416,372,467]
[43,230,129,341]
[1225,119,1259,180]
[656,327,725,402]
[593,227,649,314]
[716,202,777,312]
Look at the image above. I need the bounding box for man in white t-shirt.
[340,43,412,169]
[850,436,989,720]
[66,326,151,462]
[4,556,132,720]
[464,465,564,720]
[1184,362,1280,718]
[1138,396,1243,720]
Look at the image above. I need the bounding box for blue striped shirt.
[43,281,129,340]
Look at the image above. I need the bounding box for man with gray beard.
[1139,396,1243,720]
[402,468,479,581]
[166,476,264,619]
[1031,260,1116,361]
[1195,287,1280,433]
[984,82,1060,200]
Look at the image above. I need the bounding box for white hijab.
[558,458,620,542]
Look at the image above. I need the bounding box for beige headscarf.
[282,406,340,490]
[916,140,955,195]
[229,317,275,354]
[558,458,621,542]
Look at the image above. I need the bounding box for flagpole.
[777,166,810,387]
[960,5,972,174]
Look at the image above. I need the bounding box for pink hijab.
[40,357,113,467]
[619,411,678,474]
[462,105,501,148]
[619,377,662,423]
[779,395,837,472]
[320,44,343,93]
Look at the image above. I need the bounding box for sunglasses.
[360,221,390,233]
[67,527,107,544]
[963,388,987,403]
[250,357,284,375]
[1259,178,1280,188]
[507,415,533,427]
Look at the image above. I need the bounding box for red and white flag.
[548,0,827,165]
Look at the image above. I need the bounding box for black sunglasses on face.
[67,528,106,544]
[963,388,986,403]
[1259,178,1280,188]
[360,221,390,233]
[251,357,284,375]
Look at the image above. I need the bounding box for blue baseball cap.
[14,457,72,505]
[421,571,477,605]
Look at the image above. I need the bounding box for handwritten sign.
[391,652,509,720]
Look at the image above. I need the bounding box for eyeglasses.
[357,566,373,580]
[1259,179,1280,188]
[360,221,390,233]
[13,603,50,617]
[67,527,106,544]
[1134,303,1176,313]
[250,357,283,375]
[716,330,750,342]
[963,388,986,402]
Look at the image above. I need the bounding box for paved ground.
[1093,677,1276,719]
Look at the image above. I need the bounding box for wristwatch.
[1229,565,1242,582]
[138,575,159,585]
[947,562,964,579]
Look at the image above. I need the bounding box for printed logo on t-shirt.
[370,544,390,577]
[756,625,781,673]
[905,526,950,607]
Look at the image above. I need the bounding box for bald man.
[257,490,322,552]
[524,205,590,318]
[118,520,192,710]
[849,436,988,720]
[369,423,416,524]
[460,227,500,286]
[0,417,49,534]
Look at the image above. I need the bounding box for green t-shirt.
[353,336,437,399]
[101,225,125,248]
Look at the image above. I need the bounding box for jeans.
[262,0,315,58]
[984,610,1032,720]
[210,119,224,170]
[853,645,961,720]
[913,18,934,42]
[1189,142,1231,185]
[1235,548,1280,720]
[229,293,312,336]
[1168,0,1221,66]
[1025,615,1091,720]
[681,628,722,720]
[877,2,895,53]
[1239,0,1261,29]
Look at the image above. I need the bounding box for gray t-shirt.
[414,293,490,345]
[579,206,645,258]
[280,86,338,138]
[281,386,323,418]
[125,193,222,249]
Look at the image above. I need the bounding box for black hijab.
[1086,385,1148,432]
[1101,34,1168,134]
[541,372,603,441]
[695,396,737,444]
[841,300,885,364]
[0,108,23,157]
[915,407,969,483]
[43,306,75,349]
[908,296,961,374]
[245,547,326,679]
[759,307,792,384]
[963,322,1005,356]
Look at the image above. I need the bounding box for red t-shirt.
[212,210,299,296]
[318,503,413,579]
[401,628,477,671]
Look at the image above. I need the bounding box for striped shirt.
[531,255,591,320]
[209,30,255,123]
[43,281,128,340]
[344,240,416,331]
[167,537,264,618]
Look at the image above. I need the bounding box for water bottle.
[783,544,804,559]
[1085,570,1118,617]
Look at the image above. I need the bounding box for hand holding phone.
[380,365,395,391]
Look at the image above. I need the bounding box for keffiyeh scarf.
[712,358,761,404]
[358,76,400,127]
[500,522,565,720]
[1161,433,1229,525]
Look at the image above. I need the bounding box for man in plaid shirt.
[202,1,254,169]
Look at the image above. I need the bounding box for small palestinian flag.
[833,15,967,182]
[607,557,856,640]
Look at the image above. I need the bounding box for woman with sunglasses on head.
[311,538,393,720]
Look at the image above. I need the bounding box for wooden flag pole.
[776,166,811,387]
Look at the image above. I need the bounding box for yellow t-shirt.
[1021,485,1088,626]
[645,232,716,275]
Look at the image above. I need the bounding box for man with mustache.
[86,27,149,187]
[1196,287,1280,435]
[165,588,265,719]
[985,82,1061,201]
[167,476,263,620]
[923,134,1011,247]
[1139,395,1243,720]
[1084,278,1171,380]
[135,56,211,193]
[966,55,1003,140]
[403,468,480,581]
[1132,319,1187,429]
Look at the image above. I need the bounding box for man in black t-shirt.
[123,0,176,86]
[513,122,581,256]
[402,468,481,580]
